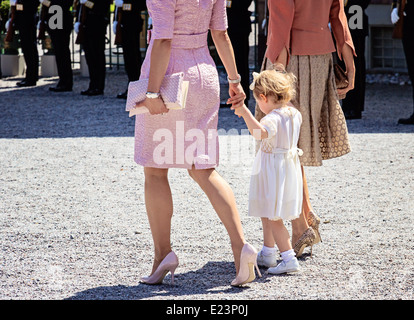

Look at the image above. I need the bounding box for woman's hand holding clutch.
[337,43,355,97]
[136,97,169,115]
[337,68,355,97]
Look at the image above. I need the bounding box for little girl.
[232,69,303,274]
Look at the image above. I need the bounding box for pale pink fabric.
[134,0,227,169]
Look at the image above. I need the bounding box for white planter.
[0,54,25,77]
[105,53,124,66]
[41,55,58,77]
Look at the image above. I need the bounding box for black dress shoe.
[16,80,37,87]
[81,89,104,96]
[398,113,414,125]
[49,86,72,92]
[117,90,128,99]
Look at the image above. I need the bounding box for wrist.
[146,92,161,99]
[239,105,250,116]
[227,74,241,84]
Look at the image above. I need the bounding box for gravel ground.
[0,70,413,301]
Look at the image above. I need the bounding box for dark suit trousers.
[18,21,39,82]
[48,25,73,88]
[121,21,142,83]
[83,16,108,91]
[341,33,366,115]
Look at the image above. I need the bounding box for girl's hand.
[231,104,249,118]
[136,97,169,115]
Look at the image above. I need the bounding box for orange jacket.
[266,0,356,64]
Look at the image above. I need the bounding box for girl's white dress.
[249,107,303,221]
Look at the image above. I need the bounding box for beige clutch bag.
[126,72,189,117]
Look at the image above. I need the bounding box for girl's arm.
[233,105,269,140]
[210,29,246,108]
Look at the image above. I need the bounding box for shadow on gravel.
[66,261,270,300]
[1,81,413,139]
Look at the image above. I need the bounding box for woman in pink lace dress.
[134,0,260,287]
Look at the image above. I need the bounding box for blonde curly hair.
[251,68,296,105]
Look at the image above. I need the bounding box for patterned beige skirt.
[255,54,351,166]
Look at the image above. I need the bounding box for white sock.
[261,245,277,256]
[280,249,295,263]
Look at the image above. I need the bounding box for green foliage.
[0,1,11,33]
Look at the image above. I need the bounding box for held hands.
[227,81,247,118]
[135,97,169,116]
[227,82,245,109]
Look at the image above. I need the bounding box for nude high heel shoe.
[231,243,262,287]
[140,251,179,285]
[307,211,322,244]
[293,227,316,258]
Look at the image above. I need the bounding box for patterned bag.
[126,72,189,117]
[333,63,349,100]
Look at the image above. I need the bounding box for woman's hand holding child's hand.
[227,83,246,109]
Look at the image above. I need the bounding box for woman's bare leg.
[144,167,174,274]
[291,166,311,244]
[188,167,245,273]
[301,165,314,220]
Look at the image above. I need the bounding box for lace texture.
[255,55,351,166]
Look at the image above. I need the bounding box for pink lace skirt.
[134,34,220,169]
